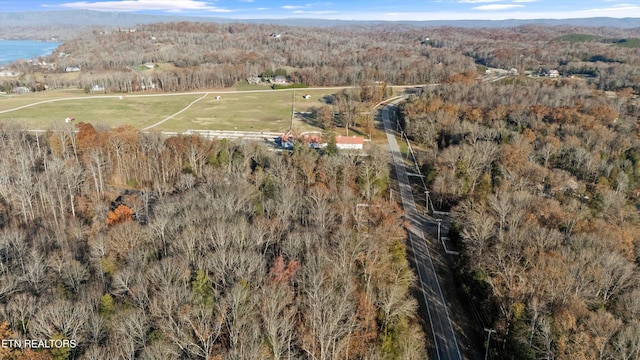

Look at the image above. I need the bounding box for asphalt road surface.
[382,99,462,360]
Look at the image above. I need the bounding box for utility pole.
[436,218,442,242]
[424,190,430,215]
[290,88,295,131]
[346,99,349,136]
[484,328,496,360]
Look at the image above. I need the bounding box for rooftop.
[336,135,364,145]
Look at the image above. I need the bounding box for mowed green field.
[0,93,203,129]
[161,89,333,133]
[0,89,88,110]
[0,88,338,132]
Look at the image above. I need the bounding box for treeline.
[7,23,640,93]
[5,23,640,93]
[5,22,475,92]
[436,25,640,91]
[0,124,426,359]
[401,78,640,359]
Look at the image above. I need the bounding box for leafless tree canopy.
[401,61,640,359]
[0,125,425,359]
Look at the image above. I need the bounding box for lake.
[0,40,62,65]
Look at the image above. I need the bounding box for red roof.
[336,135,364,145]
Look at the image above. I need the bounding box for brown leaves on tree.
[75,122,99,154]
[17,350,53,360]
[444,71,476,84]
[0,322,16,360]
[106,204,134,226]
[348,292,379,357]
[269,256,300,284]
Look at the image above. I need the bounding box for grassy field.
[615,38,640,48]
[0,93,203,129]
[234,82,272,91]
[159,89,337,133]
[0,89,88,111]
[0,87,343,133]
[554,33,600,43]
[551,34,640,48]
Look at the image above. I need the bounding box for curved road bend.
[381,99,461,360]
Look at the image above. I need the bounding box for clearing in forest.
[0,88,338,133]
[159,89,335,133]
[0,93,202,130]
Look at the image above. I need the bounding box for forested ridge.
[0,123,426,359]
[3,22,640,94]
[401,75,640,358]
[3,22,474,93]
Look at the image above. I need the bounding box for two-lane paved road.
[381,99,461,360]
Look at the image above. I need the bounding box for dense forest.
[401,75,640,358]
[3,22,640,94]
[2,22,475,93]
[0,123,426,359]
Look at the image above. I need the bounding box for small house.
[90,84,106,93]
[549,70,559,78]
[336,135,364,150]
[11,87,30,94]
[274,76,287,85]
[0,70,19,77]
[247,76,261,85]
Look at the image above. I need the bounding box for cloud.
[473,4,525,10]
[459,0,504,3]
[54,0,231,12]
[282,2,334,13]
[585,4,640,13]
[292,10,339,15]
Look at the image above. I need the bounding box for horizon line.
[1,9,640,23]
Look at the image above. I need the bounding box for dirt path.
[141,92,209,131]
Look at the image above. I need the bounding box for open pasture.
[0,93,202,129]
[0,89,87,111]
[0,88,338,132]
[160,88,335,133]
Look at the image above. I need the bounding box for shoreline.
[0,39,62,66]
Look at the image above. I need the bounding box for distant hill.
[1,10,639,40]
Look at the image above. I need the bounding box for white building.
[336,136,364,150]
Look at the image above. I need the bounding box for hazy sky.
[2,0,640,20]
